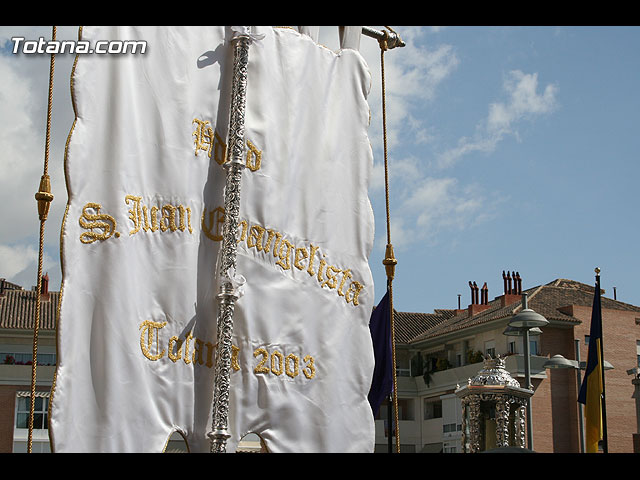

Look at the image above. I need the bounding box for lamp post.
[544,340,614,453]
[544,340,585,453]
[507,293,549,450]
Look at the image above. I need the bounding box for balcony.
[397,354,550,396]
[373,355,550,451]
[0,364,56,386]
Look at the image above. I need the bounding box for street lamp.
[503,325,542,337]
[545,354,579,369]
[508,293,548,451]
[544,341,614,453]
[544,344,584,453]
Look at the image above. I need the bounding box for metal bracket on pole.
[208,26,254,453]
[361,26,405,49]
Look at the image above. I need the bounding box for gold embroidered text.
[232,216,365,307]
[201,206,225,241]
[139,319,238,370]
[79,202,119,244]
[193,117,263,171]
[253,346,316,380]
[125,195,193,236]
[139,321,315,380]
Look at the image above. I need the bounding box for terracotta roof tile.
[395,278,640,346]
[0,287,58,331]
[394,309,457,343]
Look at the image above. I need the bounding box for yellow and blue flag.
[578,276,604,453]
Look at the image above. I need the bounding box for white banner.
[50,26,375,453]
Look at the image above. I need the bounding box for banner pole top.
[361,26,405,50]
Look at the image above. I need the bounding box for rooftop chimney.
[468,280,490,316]
[40,273,49,300]
[469,281,479,305]
[501,270,522,307]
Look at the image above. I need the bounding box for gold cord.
[29,25,56,453]
[26,25,402,453]
[379,27,400,453]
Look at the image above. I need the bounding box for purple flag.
[368,290,393,416]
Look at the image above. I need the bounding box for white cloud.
[387,68,558,247]
[0,244,38,279]
[370,155,424,193]
[381,67,558,250]
[487,70,557,135]
[383,217,412,251]
[375,173,494,253]
[371,151,495,251]
[0,26,78,290]
[362,28,495,251]
[0,50,44,244]
[404,177,487,235]
[436,69,558,169]
[357,27,459,154]
[0,242,58,289]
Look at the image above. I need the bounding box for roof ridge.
[511,284,545,313]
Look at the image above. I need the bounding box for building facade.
[0,276,57,453]
[373,273,640,453]
[3,273,640,453]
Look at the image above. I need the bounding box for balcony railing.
[398,354,549,395]
[1,353,56,366]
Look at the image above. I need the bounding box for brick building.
[0,276,57,453]
[2,272,640,452]
[374,273,640,453]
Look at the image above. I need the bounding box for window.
[424,398,442,420]
[443,442,459,453]
[15,394,49,430]
[529,338,539,356]
[443,423,457,433]
[506,338,538,355]
[13,392,51,453]
[484,340,496,358]
[442,423,462,434]
[377,397,415,421]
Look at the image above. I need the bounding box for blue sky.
[1,26,639,315]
